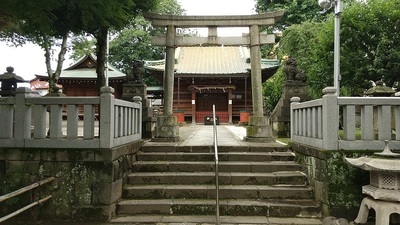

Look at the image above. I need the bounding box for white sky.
[0,0,256,81]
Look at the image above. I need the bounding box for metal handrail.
[212,105,220,225]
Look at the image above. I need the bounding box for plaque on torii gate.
[144,11,284,142]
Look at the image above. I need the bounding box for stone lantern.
[0,66,27,96]
[345,140,400,225]
[364,80,396,97]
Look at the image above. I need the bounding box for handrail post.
[14,87,32,147]
[99,86,115,148]
[322,87,339,150]
[133,96,143,139]
[290,97,301,140]
[212,105,220,225]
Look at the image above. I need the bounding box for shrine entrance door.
[196,92,228,123]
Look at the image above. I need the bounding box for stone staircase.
[111,144,322,224]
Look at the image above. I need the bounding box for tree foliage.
[74,0,158,89]
[0,0,79,93]
[69,0,184,87]
[266,0,400,104]
[256,0,328,31]
[70,36,96,62]
[1,0,158,92]
[107,0,185,86]
[340,0,400,90]
[263,67,285,113]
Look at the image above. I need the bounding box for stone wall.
[291,143,372,219]
[0,141,143,222]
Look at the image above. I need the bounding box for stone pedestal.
[122,83,156,138]
[270,81,308,137]
[122,83,147,101]
[244,116,275,142]
[152,116,180,142]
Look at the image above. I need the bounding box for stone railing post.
[133,96,143,139]
[100,86,115,148]
[322,87,339,150]
[290,97,301,139]
[14,87,32,147]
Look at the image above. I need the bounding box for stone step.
[132,161,303,173]
[110,215,323,224]
[137,151,295,162]
[140,145,289,153]
[128,171,307,185]
[116,199,321,218]
[123,184,313,199]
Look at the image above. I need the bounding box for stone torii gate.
[144,12,284,142]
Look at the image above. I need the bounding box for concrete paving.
[145,124,285,148]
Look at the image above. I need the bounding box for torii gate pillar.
[145,12,284,142]
[245,24,275,142]
[154,25,180,142]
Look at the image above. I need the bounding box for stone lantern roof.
[364,80,396,96]
[0,66,27,96]
[0,66,26,83]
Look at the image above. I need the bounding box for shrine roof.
[35,54,125,80]
[145,46,279,77]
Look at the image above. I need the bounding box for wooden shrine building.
[145,46,279,123]
[34,54,126,98]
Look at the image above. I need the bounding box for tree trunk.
[95,28,108,93]
[42,33,68,94]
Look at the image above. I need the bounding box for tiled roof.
[145,46,278,76]
[35,53,125,79]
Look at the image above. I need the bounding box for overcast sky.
[0,0,256,81]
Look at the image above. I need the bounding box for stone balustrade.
[291,87,400,151]
[0,86,142,149]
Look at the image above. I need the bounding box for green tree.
[340,0,400,90]
[256,0,329,31]
[275,0,400,99]
[70,36,96,61]
[70,0,183,87]
[0,0,80,93]
[1,0,158,93]
[108,0,185,85]
[263,67,285,112]
[71,0,158,89]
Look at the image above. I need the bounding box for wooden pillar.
[191,89,196,124]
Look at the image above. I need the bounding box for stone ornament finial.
[375,140,400,157]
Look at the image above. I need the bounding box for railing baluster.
[67,105,79,139]
[378,105,391,140]
[49,105,63,138]
[0,104,14,138]
[361,105,374,140]
[33,105,47,139]
[343,105,356,140]
[83,105,95,139]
